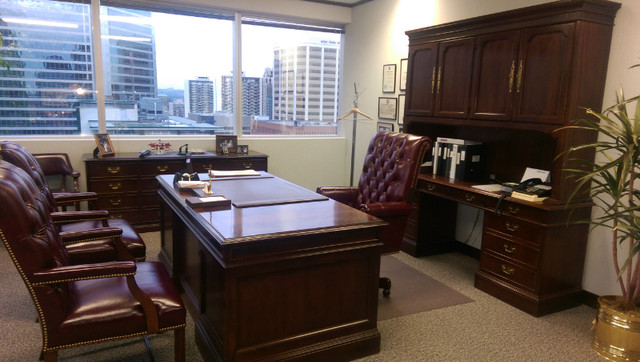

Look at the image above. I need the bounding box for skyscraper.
[220,74,261,116]
[272,40,340,123]
[184,76,215,118]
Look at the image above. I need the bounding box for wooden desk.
[404,174,592,316]
[83,151,267,232]
[157,173,384,361]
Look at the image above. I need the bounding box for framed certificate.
[399,58,408,91]
[378,97,397,120]
[397,94,405,125]
[382,64,396,93]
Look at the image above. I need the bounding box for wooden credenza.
[83,151,268,232]
[402,0,620,316]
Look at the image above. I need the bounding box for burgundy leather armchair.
[0,160,186,361]
[33,152,81,210]
[317,131,431,296]
[0,141,146,263]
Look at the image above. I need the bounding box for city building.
[184,76,215,118]
[220,74,261,116]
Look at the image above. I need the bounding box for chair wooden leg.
[379,277,391,297]
[175,327,185,362]
[42,350,57,362]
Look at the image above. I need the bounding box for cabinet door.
[470,31,520,120]
[513,23,575,124]
[405,42,438,116]
[434,38,475,118]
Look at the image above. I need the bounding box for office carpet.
[378,255,473,320]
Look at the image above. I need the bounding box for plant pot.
[592,296,640,361]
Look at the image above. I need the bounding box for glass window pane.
[99,6,234,136]
[242,20,342,136]
[0,0,92,135]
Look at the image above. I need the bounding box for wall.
[343,0,640,297]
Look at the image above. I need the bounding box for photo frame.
[399,58,408,91]
[94,133,115,157]
[397,94,405,125]
[378,97,397,120]
[377,122,394,132]
[216,135,238,154]
[382,64,396,93]
[236,144,249,155]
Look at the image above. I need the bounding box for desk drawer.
[419,180,494,209]
[89,178,140,193]
[94,192,139,209]
[138,161,185,176]
[192,158,268,172]
[484,213,542,244]
[480,252,537,291]
[87,162,138,178]
[482,231,540,268]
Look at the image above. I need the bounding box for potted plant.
[559,63,640,361]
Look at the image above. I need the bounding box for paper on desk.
[178,180,207,188]
[199,196,227,202]
[211,169,260,177]
[471,184,503,192]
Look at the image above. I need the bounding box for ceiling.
[301,0,374,8]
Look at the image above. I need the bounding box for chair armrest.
[59,227,122,245]
[316,186,359,206]
[51,210,109,224]
[30,261,136,285]
[360,201,412,217]
[53,191,97,205]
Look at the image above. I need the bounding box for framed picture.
[94,133,115,157]
[378,97,397,120]
[236,145,249,155]
[397,94,405,125]
[399,58,408,91]
[382,64,396,93]
[377,122,395,132]
[216,135,238,154]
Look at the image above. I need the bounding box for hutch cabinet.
[84,151,268,232]
[402,0,620,316]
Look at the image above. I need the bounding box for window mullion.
[91,0,107,133]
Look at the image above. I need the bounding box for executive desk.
[157,173,385,361]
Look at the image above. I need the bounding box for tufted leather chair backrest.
[357,131,431,205]
[0,161,72,333]
[0,141,58,213]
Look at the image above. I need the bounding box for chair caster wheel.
[379,277,391,297]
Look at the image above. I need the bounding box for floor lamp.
[338,84,373,186]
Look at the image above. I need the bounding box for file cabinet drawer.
[138,161,185,176]
[480,252,537,291]
[87,162,138,178]
[484,213,542,242]
[90,178,140,193]
[94,192,139,209]
[482,231,540,268]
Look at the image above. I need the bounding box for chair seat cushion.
[60,218,146,260]
[50,261,185,349]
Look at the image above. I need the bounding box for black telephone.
[173,158,199,183]
[514,178,551,197]
[514,178,543,191]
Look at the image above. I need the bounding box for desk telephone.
[514,178,551,197]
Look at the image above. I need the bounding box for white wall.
[343,0,640,297]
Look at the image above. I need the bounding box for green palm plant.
[559,63,640,311]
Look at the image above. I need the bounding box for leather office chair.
[317,131,431,297]
[0,160,185,361]
[0,141,146,263]
[33,152,81,210]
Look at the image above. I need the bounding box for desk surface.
[157,172,384,244]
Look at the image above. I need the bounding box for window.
[0,0,343,136]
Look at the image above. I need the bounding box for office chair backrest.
[34,152,78,192]
[357,131,431,205]
[0,141,58,213]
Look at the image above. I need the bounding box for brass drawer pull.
[106,166,120,174]
[109,199,121,206]
[156,164,169,172]
[501,264,515,275]
[242,162,253,169]
[507,205,519,215]
[505,221,519,232]
[426,184,436,191]
[108,182,121,190]
[464,194,475,202]
[503,244,516,253]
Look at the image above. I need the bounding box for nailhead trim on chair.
[31,272,135,286]
[53,216,108,224]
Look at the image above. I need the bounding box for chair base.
[379,277,391,297]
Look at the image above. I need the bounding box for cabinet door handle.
[505,221,519,232]
[501,264,516,275]
[516,60,523,93]
[203,163,213,171]
[156,164,168,172]
[242,162,253,169]
[464,194,475,202]
[108,182,121,190]
[507,205,519,215]
[503,243,516,253]
[426,184,436,191]
[107,166,120,174]
[431,66,436,93]
[109,199,121,206]
[508,60,515,93]
[436,66,442,94]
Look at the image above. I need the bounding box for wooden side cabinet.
[83,151,268,232]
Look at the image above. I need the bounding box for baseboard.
[582,290,599,309]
